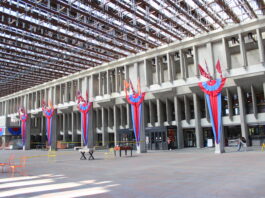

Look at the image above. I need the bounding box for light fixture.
[231,37,239,44]
[248,32,256,42]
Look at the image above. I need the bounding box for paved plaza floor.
[0,147,264,198]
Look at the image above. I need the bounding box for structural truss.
[0,0,264,97]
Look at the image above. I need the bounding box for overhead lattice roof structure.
[0,0,265,97]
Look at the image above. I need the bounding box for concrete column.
[107,70,110,95]
[193,45,199,78]
[59,85,62,104]
[63,113,69,142]
[184,95,190,124]
[113,105,119,146]
[88,109,94,148]
[180,49,186,80]
[226,88,233,121]
[167,53,173,82]
[138,101,147,153]
[88,76,93,100]
[41,116,46,144]
[53,86,57,105]
[70,81,74,101]
[193,93,203,148]
[115,68,118,92]
[45,89,48,104]
[166,98,172,123]
[98,73,102,96]
[156,99,163,126]
[256,28,265,65]
[126,103,131,128]
[207,42,215,78]
[24,114,31,150]
[149,101,155,126]
[26,94,29,112]
[239,33,248,69]
[77,79,80,93]
[174,96,184,149]
[134,62,139,79]
[72,112,77,143]
[64,83,69,102]
[50,110,57,150]
[237,86,249,145]
[155,56,160,84]
[143,59,149,86]
[222,37,230,72]
[102,107,108,147]
[251,85,258,119]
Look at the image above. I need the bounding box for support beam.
[237,86,249,145]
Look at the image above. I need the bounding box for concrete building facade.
[0,18,265,150]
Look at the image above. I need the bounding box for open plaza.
[1,148,265,198]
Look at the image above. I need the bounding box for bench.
[79,148,94,160]
[114,146,133,157]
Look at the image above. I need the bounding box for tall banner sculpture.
[18,107,28,150]
[124,79,146,153]
[42,100,55,149]
[198,60,226,153]
[76,91,92,147]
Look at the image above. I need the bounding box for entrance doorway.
[145,126,177,150]
[183,129,196,147]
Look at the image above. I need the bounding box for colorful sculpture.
[18,107,28,147]
[76,91,92,146]
[42,100,55,146]
[124,79,146,147]
[198,60,226,152]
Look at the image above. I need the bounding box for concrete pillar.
[63,113,69,142]
[50,110,57,150]
[53,86,57,105]
[64,83,69,102]
[72,112,77,143]
[155,56,160,84]
[166,98,172,123]
[174,96,184,149]
[237,86,249,145]
[239,33,247,69]
[115,68,119,92]
[193,45,199,78]
[113,105,119,146]
[180,49,186,80]
[138,101,147,153]
[226,88,233,121]
[143,59,148,87]
[24,114,31,150]
[126,103,131,128]
[193,93,203,148]
[41,116,46,144]
[207,42,215,78]
[59,84,63,104]
[70,81,74,101]
[256,28,265,65]
[157,99,163,126]
[87,109,94,148]
[222,37,230,73]
[167,53,173,82]
[98,73,102,96]
[149,101,155,126]
[102,107,108,147]
[251,85,258,119]
[184,95,190,124]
